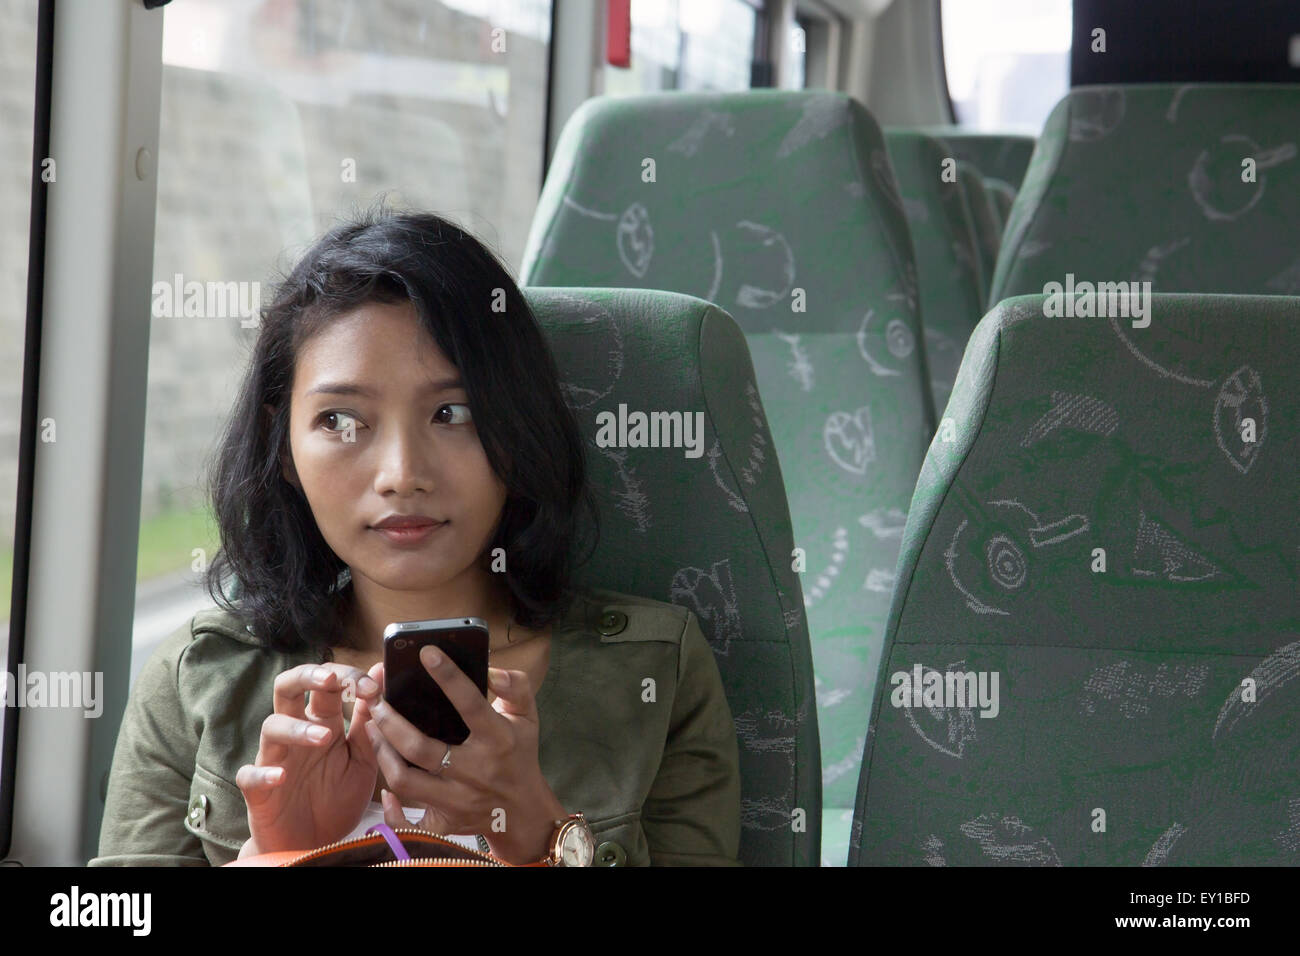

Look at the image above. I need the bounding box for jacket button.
[597,611,627,636]
[594,841,626,866]
[187,793,209,830]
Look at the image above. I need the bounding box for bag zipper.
[281,827,505,866]
[373,857,500,867]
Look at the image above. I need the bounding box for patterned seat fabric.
[921,128,1036,195]
[992,84,1300,303]
[884,130,985,413]
[522,92,936,865]
[851,294,1300,865]
[525,287,820,867]
[925,127,1034,208]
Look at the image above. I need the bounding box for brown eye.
[435,404,472,425]
[318,411,360,433]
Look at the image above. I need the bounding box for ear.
[263,402,302,493]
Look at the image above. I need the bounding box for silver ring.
[435,744,452,775]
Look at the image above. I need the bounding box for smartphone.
[382,617,489,746]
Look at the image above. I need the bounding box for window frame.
[0,0,54,861]
[794,0,847,90]
[2,0,165,866]
[936,0,960,124]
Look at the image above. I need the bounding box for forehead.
[294,300,457,388]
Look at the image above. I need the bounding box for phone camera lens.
[394,638,408,650]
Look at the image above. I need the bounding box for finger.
[259,712,333,769]
[354,662,384,701]
[305,663,368,721]
[365,721,449,804]
[380,788,409,830]
[367,691,454,772]
[418,644,494,735]
[273,664,340,720]
[235,764,284,806]
[487,667,538,721]
[346,693,379,768]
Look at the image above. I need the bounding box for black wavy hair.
[202,207,597,658]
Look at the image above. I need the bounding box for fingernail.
[307,725,329,742]
[357,675,378,696]
[422,646,442,667]
[490,668,510,688]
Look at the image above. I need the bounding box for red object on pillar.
[607,0,631,67]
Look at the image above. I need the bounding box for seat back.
[851,293,1300,865]
[958,161,1000,305]
[522,91,935,864]
[992,84,1300,303]
[527,287,821,867]
[986,178,1016,229]
[885,130,985,412]
[922,128,1036,193]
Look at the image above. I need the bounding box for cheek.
[454,443,508,518]
[296,444,365,523]
[304,447,349,486]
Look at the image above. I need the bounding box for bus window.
[790,18,806,89]
[131,0,553,683]
[941,0,1072,131]
[602,0,761,95]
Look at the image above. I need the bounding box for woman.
[90,209,741,866]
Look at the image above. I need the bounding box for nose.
[371,419,436,496]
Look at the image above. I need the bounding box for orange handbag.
[222,824,549,867]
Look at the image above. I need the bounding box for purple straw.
[365,823,411,861]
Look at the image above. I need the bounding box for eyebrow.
[305,378,463,398]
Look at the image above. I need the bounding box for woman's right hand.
[235,663,382,854]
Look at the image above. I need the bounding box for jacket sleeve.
[642,611,742,866]
[88,627,210,866]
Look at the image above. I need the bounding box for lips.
[371,520,446,545]
[372,515,442,530]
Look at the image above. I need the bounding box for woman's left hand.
[355,646,568,864]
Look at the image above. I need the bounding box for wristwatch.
[545,812,595,867]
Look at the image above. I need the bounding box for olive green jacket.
[89,586,741,866]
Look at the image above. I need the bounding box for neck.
[342,565,512,655]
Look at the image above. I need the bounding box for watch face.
[559,822,595,866]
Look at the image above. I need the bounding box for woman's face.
[274,299,508,596]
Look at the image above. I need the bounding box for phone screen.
[383,618,489,746]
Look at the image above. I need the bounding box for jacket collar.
[192,586,595,650]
